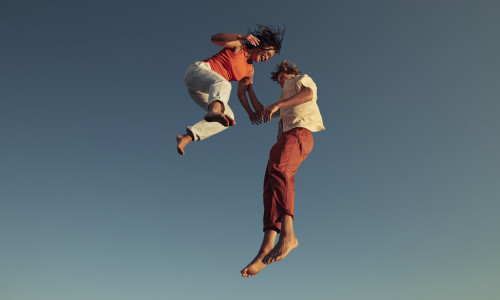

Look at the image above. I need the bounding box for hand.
[242,34,260,47]
[248,111,262,125]
[262,104,279,123]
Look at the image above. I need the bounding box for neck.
[245,49,253,63]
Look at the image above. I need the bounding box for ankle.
[258,247,274,256]
[180,133,193,142]
[279,232,297,240]
[208,100,225,114]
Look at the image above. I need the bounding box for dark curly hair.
[244,25,285,53]
[270,60,302,82]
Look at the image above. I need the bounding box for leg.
[261,128,314,265]
[204,100,236,127]
[186,103,235,141]
[177,62,234,155]
[241,229,277,277]
[176,131,194,155]
[262,215,298,264]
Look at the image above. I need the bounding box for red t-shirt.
[204,47,254,82]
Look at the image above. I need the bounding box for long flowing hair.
[244,25,285,53]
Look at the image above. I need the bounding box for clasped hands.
[248,103,279,125]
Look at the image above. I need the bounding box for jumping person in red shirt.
[176,25,284,155]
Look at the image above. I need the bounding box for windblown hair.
[270,60,302,82]
[244,24,285,53]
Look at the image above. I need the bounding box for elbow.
[240,77,251,85]
[237,88,248,98]
[304,88,314,102]
[211,34,222,45]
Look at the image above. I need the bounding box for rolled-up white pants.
[183,61,234,141]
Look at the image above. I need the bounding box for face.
[251,48,276,63]
[278,72,292,87]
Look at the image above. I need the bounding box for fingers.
[249,112,263,125]
[262,106,272,123]
[247,34,260,46]
[263,111,271,123]
[251,117,262,125]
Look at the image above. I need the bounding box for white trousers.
[183,61,234,141]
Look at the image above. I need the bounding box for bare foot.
[241,249,272,278]
[176,134,192,155]
[204,112,236,127]
[262,235,298,265]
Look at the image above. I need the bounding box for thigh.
[269,128,313,172]
[185,62,231,109]
[187,88,210,110]
[269,132,300,172]
[184,62,227,94]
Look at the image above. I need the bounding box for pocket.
[299,131,314,156]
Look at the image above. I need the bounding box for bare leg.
[204,101,236,127]
[241,230,277,277]
[176,133,193,155]
[262,215,298,265]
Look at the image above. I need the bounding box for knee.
[220,80,232,91]
[213,80,232,99]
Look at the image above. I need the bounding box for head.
[270,60,302,87]
[245,25,285,63]
[249,47,276,63]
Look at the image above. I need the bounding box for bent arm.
[237,75,254,115]
[262,87,314,122]
[247,84,264,115]
[211,33,259,53]
[275,87,314,108]
[237,72,262,125]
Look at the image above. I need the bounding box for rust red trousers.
[263,127,314,232]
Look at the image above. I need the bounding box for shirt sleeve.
[296,74,317,91]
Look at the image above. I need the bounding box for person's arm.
[237,71,262,125]
[247,84,264,115]
[210,33,260,53]
[262,87,314,122]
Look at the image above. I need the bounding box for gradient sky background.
[1,1,499,299]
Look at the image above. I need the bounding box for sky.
[1,0,499,299]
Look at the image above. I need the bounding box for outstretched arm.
[211,33,260,53]
[247,84,265,115]
[262,87,314,122]
[237,72,262,125]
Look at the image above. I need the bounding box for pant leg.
[186,105,235,141]
[263,128,314,232]
[183,62,234,141]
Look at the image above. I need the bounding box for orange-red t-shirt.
[204,47,254,82]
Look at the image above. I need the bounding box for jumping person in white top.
[241,60,325,277]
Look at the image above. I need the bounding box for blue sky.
[1,1,499,299]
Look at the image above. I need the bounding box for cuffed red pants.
[263,127,314,232]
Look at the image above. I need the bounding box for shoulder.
[296,74,317,90]
[230,42,247,54]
